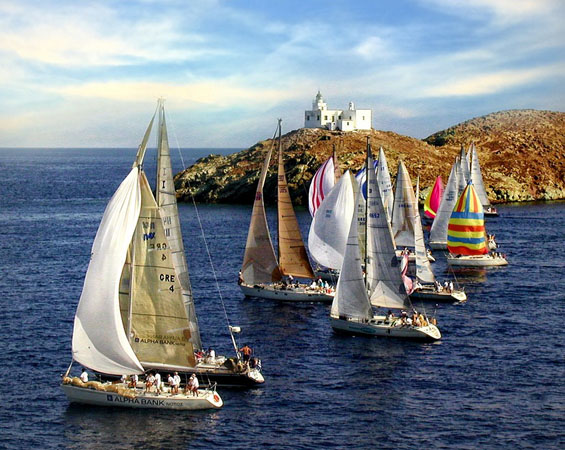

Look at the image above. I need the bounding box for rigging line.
[167,110,240,356]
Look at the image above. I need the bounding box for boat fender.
[213,394,220,403]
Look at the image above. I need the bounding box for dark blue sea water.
[0,148,563,449]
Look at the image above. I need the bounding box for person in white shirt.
[80,368,88,383]
[130,374,138,388]
[188,374,199,396]
[172,372,181,394]
[154,372,162,395]
[145,373,155,393]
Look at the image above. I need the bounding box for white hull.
[447,253,508,267]
[62,380,222,410]
[429,241,447,250]
[330,316,441,341]
[410,285,467,302]
[240,283,334,302]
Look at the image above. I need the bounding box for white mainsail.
[331,186,372,320]
[308,171,355,270]
[73,168,144,375]
[391,161,416,248]
[376,147,394,222]
[155,102,202,350]
[366,151,409,310]
[430,161,459,246]
[469,143,492,208]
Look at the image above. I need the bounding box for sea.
[0,147,563,449]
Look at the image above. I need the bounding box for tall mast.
[364,137,370,290]
[276,119,282,265]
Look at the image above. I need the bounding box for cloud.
[421,65,565,97]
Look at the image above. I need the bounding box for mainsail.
[424,176,444,220]
[447,182,488,256]
[430,161,459,246]
[308,171,355,270]
[123,173,196,369]
[376,147,394,222]
[155,101,201,350]
[277,121,315,279]
[469,143,492,209]
[241,134,281,284]
[365,149,409,310]
[391,161,416,248]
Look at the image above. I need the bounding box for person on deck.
[188,374,199,396]
[80,368,88,383]
[239,344,253,365]
[145,373,155,393]
[154,372,162,395]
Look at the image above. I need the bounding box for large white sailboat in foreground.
[240,120,334,302]
[330,140,441,341]
[62,101,224,410]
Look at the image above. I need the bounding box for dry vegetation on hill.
[175,109,565,205]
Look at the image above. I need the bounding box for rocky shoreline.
[175,109,565,205]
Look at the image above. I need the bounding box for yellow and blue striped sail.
[447,182,488,255]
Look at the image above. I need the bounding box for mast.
[364,137,370,291]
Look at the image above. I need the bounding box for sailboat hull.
[447,254,508,267]
[330,316,441,341]
[410,285,467,302]
[62,380,223,410]
[429,241,447,250]
[240,283,334,302]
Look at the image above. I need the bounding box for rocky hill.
[175,109,565,205]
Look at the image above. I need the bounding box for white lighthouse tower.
[304,91,372,131]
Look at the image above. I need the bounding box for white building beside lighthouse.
[304,91,372,131]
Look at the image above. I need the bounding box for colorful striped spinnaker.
[447,182,488,256]
[424,176,444,219]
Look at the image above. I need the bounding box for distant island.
[174,109,565,205]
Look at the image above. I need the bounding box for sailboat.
[446,182,508,267]
[62,101,224,410]
[469,143,498,216]
[410,177,467,302]
[429,160,459,250]
[391,161,435,263]
[329,139,441,341]
[423,175,444,223]
[240,120,334,302]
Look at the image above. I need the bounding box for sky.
[1,0,564,148]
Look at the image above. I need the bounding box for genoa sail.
[424,176,444,220]
[469,143,492,209]
[391,161,416,248]
[73,167,144,375]
[447,182,488,256]
[376,147,394,222]
[308,171,355,270]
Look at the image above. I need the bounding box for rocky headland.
[175,109,565,205]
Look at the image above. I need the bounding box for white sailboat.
[469,142,498,216]
[429,160,459,250]
[410,176,467,302]
[391,161,435,263]
[240,120,334,302]
[330,140,441,341]
[62,101,224,410]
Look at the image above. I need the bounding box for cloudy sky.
[1,0,564,148]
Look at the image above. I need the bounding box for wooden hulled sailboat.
[330,140,441,341]
[446,182,508,267]
[62,101,224,410]
[240,120,334,302]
